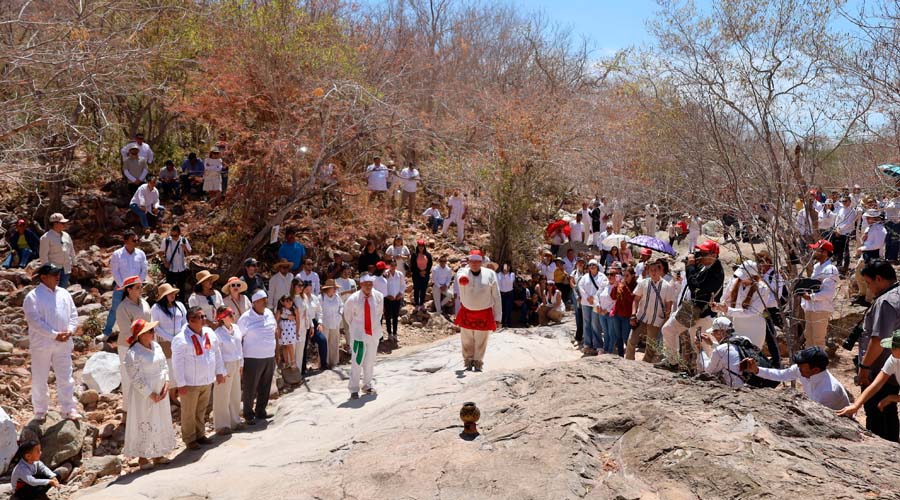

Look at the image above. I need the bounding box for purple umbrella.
[627,235,676,256]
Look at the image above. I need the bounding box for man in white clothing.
[383,260,405,342]
[101,230,148,340]
[742,346,850,410]
[833,196,857,274]
[237,291,277,424]
[422,201,443,233]
[172,306,226,448]
[297,259,321,296]
[24,264,80,421]
[627,260,675,362]
[129,175,165,231]
[122,144,149,194]
[39,213,75,287]
[455,250,502,371]
[268,260,295,310]
[431,254,454,314]
[570,214,585,245]
[611,199,625,234]
[578,201,592,243]
[365,156,390,204]
[161,224,191,301]
[686,214,701,253]
[344,275,384,399]
[802,240,839,349]
[397,163,420,222]
[442,189,466,244]
[695,317,745,388]
[120,132,154,164]
[855,209,887,304]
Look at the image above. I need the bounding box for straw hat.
[128,319,159,346]
[321,279,337,291]
[274,259,293,271]
[221,276,247,294]
[117,275,143,291]
[156,283,180,301]
[195,270,219,286]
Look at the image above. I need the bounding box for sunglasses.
[230,283,242,288]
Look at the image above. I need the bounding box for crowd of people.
[8,134,900,497]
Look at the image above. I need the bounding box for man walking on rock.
[455,250,502,371]
[344,275,384,399]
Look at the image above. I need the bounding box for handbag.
[674,285,701,327]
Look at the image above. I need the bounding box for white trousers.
[460,328,490,363]
[432,284,453,312]
[31,341,76,415]
[213,359,242,430]
[292,328,308,369]
[442,214,465,242]
[661,315,714,365]
[348,336,379,393]
[118,341,131,409]
[687,233,699,252]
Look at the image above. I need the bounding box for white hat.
[359,274,376,283]
[587,259,600,267]
[251,290,267,303]
[734,260,759,281]
[864,209,882,218]
[706,317,732,333]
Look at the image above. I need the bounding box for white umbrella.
[601,234,628,248]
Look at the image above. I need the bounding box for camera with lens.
[842,323,863,351]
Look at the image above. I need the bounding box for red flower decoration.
[459,276,470,286]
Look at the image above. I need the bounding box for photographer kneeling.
[695,317,746,388]
[741,346,850,410]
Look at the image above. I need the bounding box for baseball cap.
[880,330,900,349]
[695,241,719,255]
[808,239,834,253]
[706,316,732,333]
[375,261,388,271]
[244,257,259,267]
[48,213,70,223]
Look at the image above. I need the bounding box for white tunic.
[344,290,385,341]
[455,267,502,324]
[123,342,176,458]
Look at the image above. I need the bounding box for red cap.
[640,248,652,257]
[695,241,720,255]
[375,261,389,270]
[15,219,25,226]
[809,239,834,253]
[416,239,426,246]
[468,249,484,262]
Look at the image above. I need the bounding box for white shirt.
[398,167,420,192]
[162,236,191,273]
[373,276,388,297]
[569,221,583,244]
[881,354,900,385]
[633,277,674,327]
[817,208,836,230]
[688,217,701,236]
[39,229,75,273]
[756,365,850,410]
[422,207,442,219]
[455,267,502,321]
[885,198,900,223]
[760,269,784,309]
[317,293,343,330]
[214,324,244,366]
[336,277,357,302]
[366,163,390,191]
[297,270,321,296]
[595,284,616,312]
[432,264,454,287]
[698,341,745,388]
[110,246,148,287]
[237,307,277,359]
[834,206,857,235]
[384,270,406,298]
[384,245,410,273]
[859,222,887,252]
[129,183,161,211]
[447,195,465,218]
[203,157,222,174]
[497,272,515,293]
[188,291,224,322]
[268,271,295,309]
[150,302,187,343]
[121,141,154,164]
[344,290,385,341]
[801,259,839,313]
[578,272,608,307]
[24,283,78,349]
[597,230,612,251]
[171,325,225,387]
[537,261,556,282]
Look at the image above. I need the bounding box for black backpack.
[723,336,781,389]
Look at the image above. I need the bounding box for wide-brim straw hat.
[274,259,293,271]
[221,276,247,294]
[195,270,220,286]
[156,283,180,301]
[321,279,337,290]
[128,319,159,346]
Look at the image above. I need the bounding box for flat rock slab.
[74,320,900,500]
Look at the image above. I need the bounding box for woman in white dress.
[203,146,223,203]
[713,260,766,348]
[123,318,176,470]
[149,283,185,402]
[213,306,244,435]
[222,276,251,317]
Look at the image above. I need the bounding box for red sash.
[191,333,211,356]
[455,305,496,331]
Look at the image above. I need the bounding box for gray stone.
[54,462,73,482]
[0,408,18,474]
[77,303,104,316]
[24,413,85,469]
[83,455,122,478]
[82,351,121,394]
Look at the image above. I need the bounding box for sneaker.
[244,418,256,426]
[65,410,83,421]
[350,392,360,400]
[196,436,213,445]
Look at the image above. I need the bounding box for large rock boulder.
[21,412,85,469]
[82,352,121,394]
[0,408,18,474]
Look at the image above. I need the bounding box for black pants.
[574,302,583,343]
[412,275,429,306]
[764,307,782,368]
[864,382,900,442]
[301,321,328,374]
[384,298,401,337]
[831,233,849,270]
[242,357,275,420]
[557,283,573,306]
[165,270,189,302]
[12,471,52,500]
[501,291,513,327]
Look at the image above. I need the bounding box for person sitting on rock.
[742,346,850,410]
[129,175,165,233]
[3,219,40,269]
[9,440,59,499]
